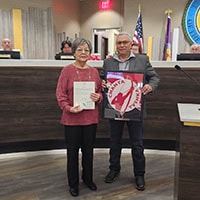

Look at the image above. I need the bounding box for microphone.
[174,65,200,88]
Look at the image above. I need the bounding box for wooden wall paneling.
[0,66,200,152]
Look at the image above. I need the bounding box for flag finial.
[138,4,141,12]
[165,9,172,16]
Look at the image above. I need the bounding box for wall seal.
[182,0,200,44]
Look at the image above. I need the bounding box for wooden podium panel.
[0,63,200,152]
[175,103,200,200]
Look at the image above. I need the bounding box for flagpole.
[162,9,172,61]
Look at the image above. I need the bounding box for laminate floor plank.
[0,149,175,200]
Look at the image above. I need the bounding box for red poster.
[104,71,144,121]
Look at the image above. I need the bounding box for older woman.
[56,38,102,197]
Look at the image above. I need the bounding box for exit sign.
[99,0,112,10]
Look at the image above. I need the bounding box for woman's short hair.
[60,40,72,52]
[72,38,92,54]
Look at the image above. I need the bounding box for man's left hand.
[142,84,152,95]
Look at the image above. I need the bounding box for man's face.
[190,44,200,54]
[116,35,132,56]
[2,39,12,51]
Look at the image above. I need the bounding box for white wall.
[52,0,80,39]
[79,0,123,38]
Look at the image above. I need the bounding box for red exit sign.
[99,0,112,10]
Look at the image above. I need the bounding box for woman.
[60,40,72,53]
[56,38,102,197]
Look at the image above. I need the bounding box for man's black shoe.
[83,181,97,191]
[135,176,145,191]
[69,187,79,197]
[104,170,120,183]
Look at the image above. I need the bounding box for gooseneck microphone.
[174,65,200,88]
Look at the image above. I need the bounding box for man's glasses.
[116,41,131,45]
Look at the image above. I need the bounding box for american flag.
[133,9,144,53]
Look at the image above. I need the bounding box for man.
[1,38,12,51]
[102,32,159,191]
[189,43,200,54]
[1,38,23,59]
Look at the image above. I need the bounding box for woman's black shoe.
[69,187,79,197]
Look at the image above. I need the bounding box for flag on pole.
[162,10,172,61]
[133,5,144,53]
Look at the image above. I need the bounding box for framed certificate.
[73,81,95,110]
[103,71,144,121]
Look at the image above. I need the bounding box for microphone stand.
[174,65,200,88]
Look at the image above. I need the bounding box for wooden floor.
[0,149,175,200]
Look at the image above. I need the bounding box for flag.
[162,13,172,61]
[133,6,144,53]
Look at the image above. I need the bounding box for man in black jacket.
[102,32,159,191]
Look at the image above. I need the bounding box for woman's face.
[63,44,72,53]
[74,44,91,62]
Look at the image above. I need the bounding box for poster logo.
[107,78,141,114]
[104,71,144,120]
[182,0,200,44]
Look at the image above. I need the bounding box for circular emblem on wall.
[182,0,200,44]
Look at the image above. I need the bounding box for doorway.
[93,28,121,59]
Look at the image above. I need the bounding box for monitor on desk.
[0,50,21,59]
[177,53,200,61]
[55,52,74,60]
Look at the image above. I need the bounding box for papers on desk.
[177,103,200,122]
[73,81,95,110]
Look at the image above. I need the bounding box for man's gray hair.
[116,32,132,41]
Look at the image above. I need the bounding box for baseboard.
[0,139,176,153]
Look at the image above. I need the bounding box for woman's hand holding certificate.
[73,81,95,110]
[69,105,83,113]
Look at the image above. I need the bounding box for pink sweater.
[56,64,103,125]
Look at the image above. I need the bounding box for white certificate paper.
[73,81,95,109]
